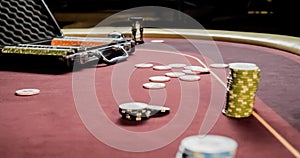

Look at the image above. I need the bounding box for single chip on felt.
[182,69,200,75]
[165,72,185,78]
[149,76,171,82]
[179,75,201,81]
[153,65,172,71]
[210,63,229,68]
[135,63,154,68]
[15,88,40,96]
[184,66,204,70]
[191,67,210,74]
[168,63,187,68]
[143,82,166,89]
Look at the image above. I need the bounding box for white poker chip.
[168,63,187,69]
[15,88,40,96]
[150,39,164,43]
[182,69,200,75]
[135,63,154,68]
[165,72,185,78]
[180,135,238,155]
[209,63,229,68]
[153,65,172,71]
[184,66,204,70]
[192,67,210,73]
[149,76,171,82]
[179,75,201,81]
[228,62,259,70]
[143,82,166,89]
[119,102,148,110]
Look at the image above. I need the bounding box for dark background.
[44,0,300,37]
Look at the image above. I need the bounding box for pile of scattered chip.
[119,102,170,121]
[135,63,210,89]
[176,135,238,158]
[222,63,261,118]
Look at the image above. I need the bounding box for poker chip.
[147,105,171,116]
[168,63,187,69]
[150,39,164,43]
[182,69,200,75]
[209,63,229,68]
[177,135,238,158]
[149,76,171,82]
[119,102,148,110]
[191,67,210,74]
[119,102,170,121]
[179,75,201,81]
[165,72,185,78]
[135,63,154,68]
[153,65,172,71]
[228,62,258,70]
[143,82,166,89]
[184,65,204,71]
[15,88,40,96]
[119,102,151,121]
[121,113,149,121]
[222,62,260,118]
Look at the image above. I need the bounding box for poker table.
[0,28,299,158]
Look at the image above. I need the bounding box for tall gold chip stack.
[222,63,261,118]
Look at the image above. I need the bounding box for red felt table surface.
[0,38,299,158]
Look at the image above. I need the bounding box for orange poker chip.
[51,37,112,47]
[15,89,40,96]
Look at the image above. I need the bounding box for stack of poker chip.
[222,63,261,118]
[119,102,170,121]
[1,45,77,56]
[176,135,238,158]
[51,37,113,47]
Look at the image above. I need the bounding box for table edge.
[62,28,300,56]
